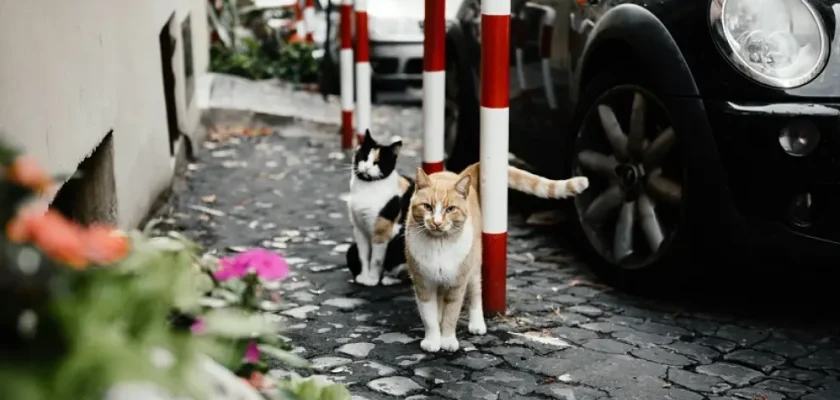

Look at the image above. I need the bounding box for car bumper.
[705,100,840,253]
[369,41,423,88]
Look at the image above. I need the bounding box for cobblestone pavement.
[153,104,840,400]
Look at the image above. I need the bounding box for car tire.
[566,67,698,294]
[443,45,480,173]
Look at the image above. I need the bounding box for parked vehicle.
[444,0,840,289]
[319,0,463,100]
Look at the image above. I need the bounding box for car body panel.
[447,0,840,259]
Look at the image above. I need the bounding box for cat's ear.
[387,139,403,155]
[454,175,471,198]
[362,130,375,147]
[415,167,430,190]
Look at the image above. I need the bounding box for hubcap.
[573,86,682,269]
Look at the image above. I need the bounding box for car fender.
[573,4,699,101]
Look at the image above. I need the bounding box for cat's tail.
[508,166,589,199]
[461,163,589,200]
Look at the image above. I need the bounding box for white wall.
[0,0,209,228]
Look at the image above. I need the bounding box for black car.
[443,0,840,289]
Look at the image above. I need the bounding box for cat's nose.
[430,219,444,229]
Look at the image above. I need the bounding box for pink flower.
[214,248,289,281]
[244,340,260,363]
[190,319,205,334]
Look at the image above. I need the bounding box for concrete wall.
[0,0,209,228]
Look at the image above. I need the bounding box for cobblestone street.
[153,83,840,400]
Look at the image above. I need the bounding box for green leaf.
[201,309,278,338]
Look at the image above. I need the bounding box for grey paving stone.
[723,349,785,373]
[604,315,645,326]
[631,348,695,366]
[554,312,592,326]
[551,326,599,344]
[432,382,498,400]
[451,352,503,371]
[772,367,826,382]
[348,360,397,378]
[725,387,785,400]
[631,321,691,338]
[715,325,770,347]
[664,341,721,364]
[612,330,675,347]
[796,349,840,370]
[696,337,739,353]
[582,338,636,354]
[755,338,810,358]
[578,322,636,334]
[534,383,608,400]
[548,295,586,305]
[754,378,811,396]
[566,305,604,317]
[696,362,765,386]
[673,317,720,336]
[414,365,467,384]
[666,367,731,393]
[337,342,375,358]
[367,377,423,397]
[472,369,539,395]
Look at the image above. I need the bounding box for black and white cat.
[346,130,413,286]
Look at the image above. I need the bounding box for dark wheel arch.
[573,4,700,102]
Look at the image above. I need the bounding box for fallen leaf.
[188,205,226,217]
[569,278,613,291]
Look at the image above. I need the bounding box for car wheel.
[569,71,689,292]
[443,48,480,172]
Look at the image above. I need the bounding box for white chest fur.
[348,172,401,235]
[406,220,474,287]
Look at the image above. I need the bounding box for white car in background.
[319,0,463,101]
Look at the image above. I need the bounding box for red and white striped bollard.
[303,0,316,43]
[355,0,372,141]
[340,0,355,148]
[422,0,446,174]
[539,6,557,109]
[480,0,510,315]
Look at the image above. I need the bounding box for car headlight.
[709,0,829,88]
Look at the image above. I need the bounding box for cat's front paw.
[355,273,379,287]
[420,336,441,353]
[468,318,487,335]
[440,335,459,352]
[381,276,402,286]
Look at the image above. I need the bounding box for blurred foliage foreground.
[208,0,319,83]
[0,140,348,400]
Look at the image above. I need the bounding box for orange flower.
[5,155,52,193]
[6,204,43,243]
[27,210,88,269]
[83,224,130,265]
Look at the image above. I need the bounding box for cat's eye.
[445,206,458,213]
[422,204,433,211]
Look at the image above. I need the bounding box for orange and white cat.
[405,163,589,352]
